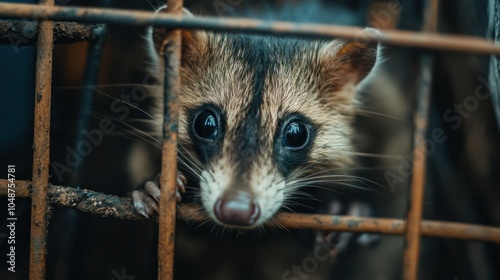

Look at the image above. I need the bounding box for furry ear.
[152,6,208,68]
[318,28,380,93]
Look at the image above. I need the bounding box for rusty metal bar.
[275,213,500,243]
[0,20,102,45]
[2,180,500,243]
[52,184,144,220]
[47,184,144,220]
[0,180,144,220]
[0,3,500,55]
[403,1,439,280]
[29,0,55,278]
[157,1,183,279]
[0,179,31,197]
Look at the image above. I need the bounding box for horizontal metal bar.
[0,3,499,55]
[267,212,500,243]
[1,179,500,243]
[1,179,31,197]
[0,20,102,45]
[0,179,144,220]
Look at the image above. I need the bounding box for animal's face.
[154,24,378,228]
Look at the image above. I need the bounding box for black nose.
[214,191,260,227]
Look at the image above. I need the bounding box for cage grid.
[0,0,500,280]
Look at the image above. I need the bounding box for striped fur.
[151,13,379,227]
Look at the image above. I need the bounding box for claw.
[316,200,379,255]
[132,190,151,218]
[145,181,161,202]
[177,172,187,193]
[131,171,188,217]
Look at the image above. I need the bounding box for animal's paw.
[316,200,379,259]
[132,171,187,218]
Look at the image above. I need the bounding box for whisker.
[177,150,203,175]
[105,116,162,145]
[177,158,201,178]
[54,83,161,90]
[90,87,157,120]
[346,152,408,159]
[114,131,160,150]
[354,108,409,122]
[266,218,288,233]
[289,180,370,192]
[282,201,314,210]
[284,183,347,196]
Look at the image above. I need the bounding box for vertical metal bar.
[158,0,183,279]
[30,0,55,279]
[422,0,439,33]
[402,55,433,280]
[402,1,439,279]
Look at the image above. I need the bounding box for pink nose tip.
[214,191,260,227]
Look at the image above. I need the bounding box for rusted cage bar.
[402,1,439,279]
[1,3,500,55]
[157,0,183,279]
[403,54,434,280]
[0,20,101,45]
[29,0,55,279]
[2,179,500,242]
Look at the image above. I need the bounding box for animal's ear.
[152,6,208,68]
[318,28,380,94]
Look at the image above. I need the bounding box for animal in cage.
[1,0,498,280]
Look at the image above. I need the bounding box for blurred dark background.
[1,0,499,279]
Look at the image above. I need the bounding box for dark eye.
[283,121,309,148]
[194,111,218,140]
